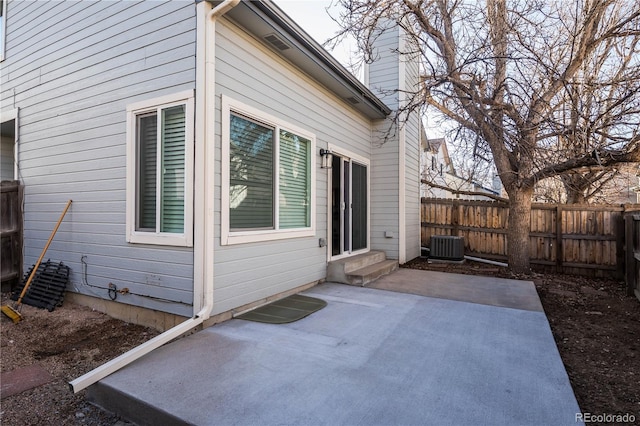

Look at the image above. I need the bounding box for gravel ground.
[0,295,159,425]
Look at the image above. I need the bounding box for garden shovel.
[2,200,72,323]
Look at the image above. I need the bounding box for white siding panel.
[3,1,197,316]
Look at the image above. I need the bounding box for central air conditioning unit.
[429,235,465,262]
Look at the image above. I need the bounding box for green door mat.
[237,294,327,324]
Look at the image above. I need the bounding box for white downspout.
[13,109,19,181]
[69,0,239,394]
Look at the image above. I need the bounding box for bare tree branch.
[421,179,509,202]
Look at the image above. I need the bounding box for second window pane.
[279,130,310,229]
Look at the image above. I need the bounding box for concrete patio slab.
[88,273,582,426]
[368,268,544,311]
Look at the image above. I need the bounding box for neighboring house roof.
[420,126,429,151]
[427,137,444,153]
[423,136,453,173]
[222,0,391,119]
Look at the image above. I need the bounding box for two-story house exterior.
[0,0,421,334]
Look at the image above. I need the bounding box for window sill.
[222,228,314,246]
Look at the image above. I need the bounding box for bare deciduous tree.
[332,0,640,273]
[560,168,621,203]
[534,164,639,204]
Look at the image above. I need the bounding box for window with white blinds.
[160,105,186,233]
[279,130,310,229]
[126,91,194,247]
[137,113,158,231]
[222,96,315,245]
[229,114,275,230]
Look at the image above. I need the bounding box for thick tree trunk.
[507,188,533,274]
[565,190,587,204]
[562,173,588,204]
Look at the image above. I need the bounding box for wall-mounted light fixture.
[320,148,333,169]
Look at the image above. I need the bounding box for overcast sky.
[273,1,355,67]
[273,1,442,138]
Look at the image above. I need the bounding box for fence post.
[615,214,625,281]
[0,181,23,292]
[556,205,563,273]
[625,214,636,297]
[452,200,459,237]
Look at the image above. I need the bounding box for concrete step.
[326,251,386,283]
[326,251,398,286]
[347,259,399,286]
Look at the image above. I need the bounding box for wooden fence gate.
[1,181,23,291]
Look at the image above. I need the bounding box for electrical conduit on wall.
[69,0,240,394]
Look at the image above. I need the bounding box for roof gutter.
[69,0,240,393]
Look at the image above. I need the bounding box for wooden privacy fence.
[625,215,640,300]
[1,181,23,291]
[421,198,640,278]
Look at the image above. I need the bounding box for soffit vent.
[346,96,360,105]
[264,33,291,51]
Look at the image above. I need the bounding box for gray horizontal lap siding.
[3,0,197,316]
[404,51,422,262]
[211,20,373,315]
[371,135,400,260]
[370,27,402,260]
[215,32,372,157]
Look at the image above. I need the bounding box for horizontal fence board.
[421,198,640,278]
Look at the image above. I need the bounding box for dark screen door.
[331,155,367,256]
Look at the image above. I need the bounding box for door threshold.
[330,249,370,262]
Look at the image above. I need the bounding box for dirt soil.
[1,261,639,425]
[0,295,159,425]
[403,258,640,424]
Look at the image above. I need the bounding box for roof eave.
[220,0,391,120]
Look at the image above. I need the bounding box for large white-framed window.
[0,0,7,61]
[126,90,194,246]
[221,95,316,245]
